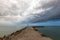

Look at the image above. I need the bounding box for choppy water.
[37,26,60,40]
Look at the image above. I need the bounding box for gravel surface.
[0,27,52,40]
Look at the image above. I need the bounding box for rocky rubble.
[0,27,52,40]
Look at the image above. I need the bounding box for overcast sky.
[0,0,60,23]
[0,0,60,37]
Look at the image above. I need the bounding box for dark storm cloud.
[0,0,60,22]
[29,0,60,22]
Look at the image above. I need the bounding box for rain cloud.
[0,0,60,23]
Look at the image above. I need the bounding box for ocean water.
[0,22,26,37]
[37,26,60,40]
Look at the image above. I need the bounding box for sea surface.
[37,26,60,40]
[0,22,26,37]
[0,20,60,39]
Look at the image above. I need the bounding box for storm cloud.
[0,0,60,23]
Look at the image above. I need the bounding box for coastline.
[0,27,52,40]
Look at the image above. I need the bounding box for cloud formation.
[0,0,60,23]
